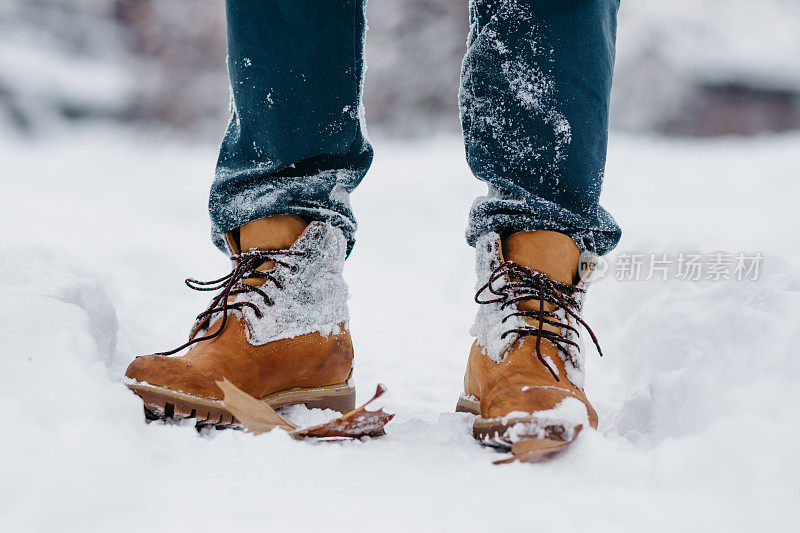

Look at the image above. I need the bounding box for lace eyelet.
[290,264,299,274]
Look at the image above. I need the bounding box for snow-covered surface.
[1,128,799,530]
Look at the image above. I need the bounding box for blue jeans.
[210,0,621,256]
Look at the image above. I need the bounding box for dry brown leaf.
[217,380,393,440]
[493,425,583,465]
[292,384,394,439]
[217,378,297,434]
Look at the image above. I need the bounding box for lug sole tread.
[129,381,356,427]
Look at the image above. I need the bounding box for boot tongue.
[237,215,309,287]
[502,231,579,317]
[239,214,308,252]
[502,230,579,286]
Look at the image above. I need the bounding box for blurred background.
[1,4,799,528]
[2,0,800,139]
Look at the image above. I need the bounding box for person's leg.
[461,0,620,255]
[211,0,372,256]
[127,1,370,421]
[457,0,621,456]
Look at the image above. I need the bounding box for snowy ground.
[1,127,798,531]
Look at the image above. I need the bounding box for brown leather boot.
[456,230,603,450]
[125,215,356,424]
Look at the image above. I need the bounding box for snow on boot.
[125,215,355,425]
[456,230,602,456]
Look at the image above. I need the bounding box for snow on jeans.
[209,0,622,256]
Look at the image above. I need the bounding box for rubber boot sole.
[455,394,577,459]
[129,381,356,427]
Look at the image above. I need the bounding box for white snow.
[469,232,525,362]
[0,127,799,531]
[543,355,559,378]
[504,397,589,442]
[221,222,350,346]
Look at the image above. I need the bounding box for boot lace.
[475,260,603,381]
[156,249,308,356]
